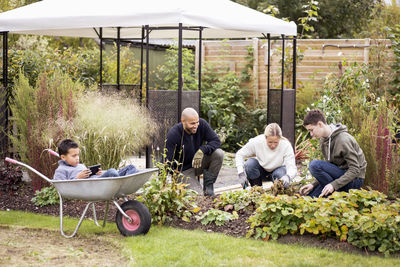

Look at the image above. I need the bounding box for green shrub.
[154,46,197,91]
[102,44,141,85]
[136,158,199,225]
[31,186,59,207]
[195,209,238,226]
[245,189,400,254]
[214,187,265,212]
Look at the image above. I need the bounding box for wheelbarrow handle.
[44,149,60,158]
[5,157,18,165]
[4,157,53,183]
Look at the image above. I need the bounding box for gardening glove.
[279,175,290,189]
[238,172,249,189]
[192,149,204,169]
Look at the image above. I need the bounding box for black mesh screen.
[147,90,200,161]
[267,89,295,146]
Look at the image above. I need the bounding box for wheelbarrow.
[5,156,158,238]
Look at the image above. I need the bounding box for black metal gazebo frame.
[1,26,297,163]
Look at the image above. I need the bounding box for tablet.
[88,164,101,176]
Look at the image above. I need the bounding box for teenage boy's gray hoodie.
[314,123,367,190]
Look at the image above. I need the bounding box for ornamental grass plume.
[72,92,157,169]
[10,70,81,191]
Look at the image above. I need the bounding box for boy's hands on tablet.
[77,169,91,179]
[96,168,103,175]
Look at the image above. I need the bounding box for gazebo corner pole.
[2,32,8,91]
[145,25,151,168]
[99,28,103,88]
[198,27,203,113]
[267,33,271,125]
[293,35,297,141]
[140,26,144,103]
[2,32,8,156]
[177,23,183,122]
[117,27,121,90]
[280,34,285,128]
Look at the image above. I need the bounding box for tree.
[231,0,381,39]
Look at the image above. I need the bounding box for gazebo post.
[1,32,7,92]
[117,27,121,90]
[140,26,144,103]
[177,23,183,122]
[145,25,151,168]
[99,28,103,87]
[280,34,285,128]
[198,27,203,111]
[267,33,271,125]
[1,32,8,156]
[292,36,297,140]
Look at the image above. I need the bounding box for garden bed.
[1,183,398,257]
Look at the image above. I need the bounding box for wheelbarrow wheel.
[115,200,151,236]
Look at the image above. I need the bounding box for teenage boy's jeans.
[244,158,286,186]
[98,165,138,178]
[307,160,363,197]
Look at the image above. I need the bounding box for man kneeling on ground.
[165,107,224,196]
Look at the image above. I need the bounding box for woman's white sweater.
[235,135,297,180]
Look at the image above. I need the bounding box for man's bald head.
[181,108,199,134]
[181,108,199,121]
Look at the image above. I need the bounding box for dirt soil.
[0,225,128,267]
[0,183,397,260]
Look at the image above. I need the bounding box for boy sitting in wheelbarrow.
[54,139,137,180]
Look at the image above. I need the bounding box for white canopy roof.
[0,0,297,39]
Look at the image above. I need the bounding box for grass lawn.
[1,210,400,267]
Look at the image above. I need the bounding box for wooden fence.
[201,39,393,104]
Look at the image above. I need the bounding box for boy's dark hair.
[58,139,79,156]
[303,109,326,126]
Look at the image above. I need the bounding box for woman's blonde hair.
[264,123,287,140]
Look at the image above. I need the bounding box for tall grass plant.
[71,92,157,169]
[10,70,82,191]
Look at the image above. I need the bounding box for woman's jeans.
[307,160,363,197]
[244,158,286,186]
[97,165,138,178]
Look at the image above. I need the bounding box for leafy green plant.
[214,187,265,212]
[246,189,400,254]
[103,44,142,85]
[154,46,197,91]
[247,194,305,240]
[298,0,319,38]
[31,186,59,207]
[195,209,238,226]
[136,156,199,225]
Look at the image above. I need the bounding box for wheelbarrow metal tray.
[117,168,158,197]
[52,168,158,201]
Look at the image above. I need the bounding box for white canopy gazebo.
[0,0,297,163]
